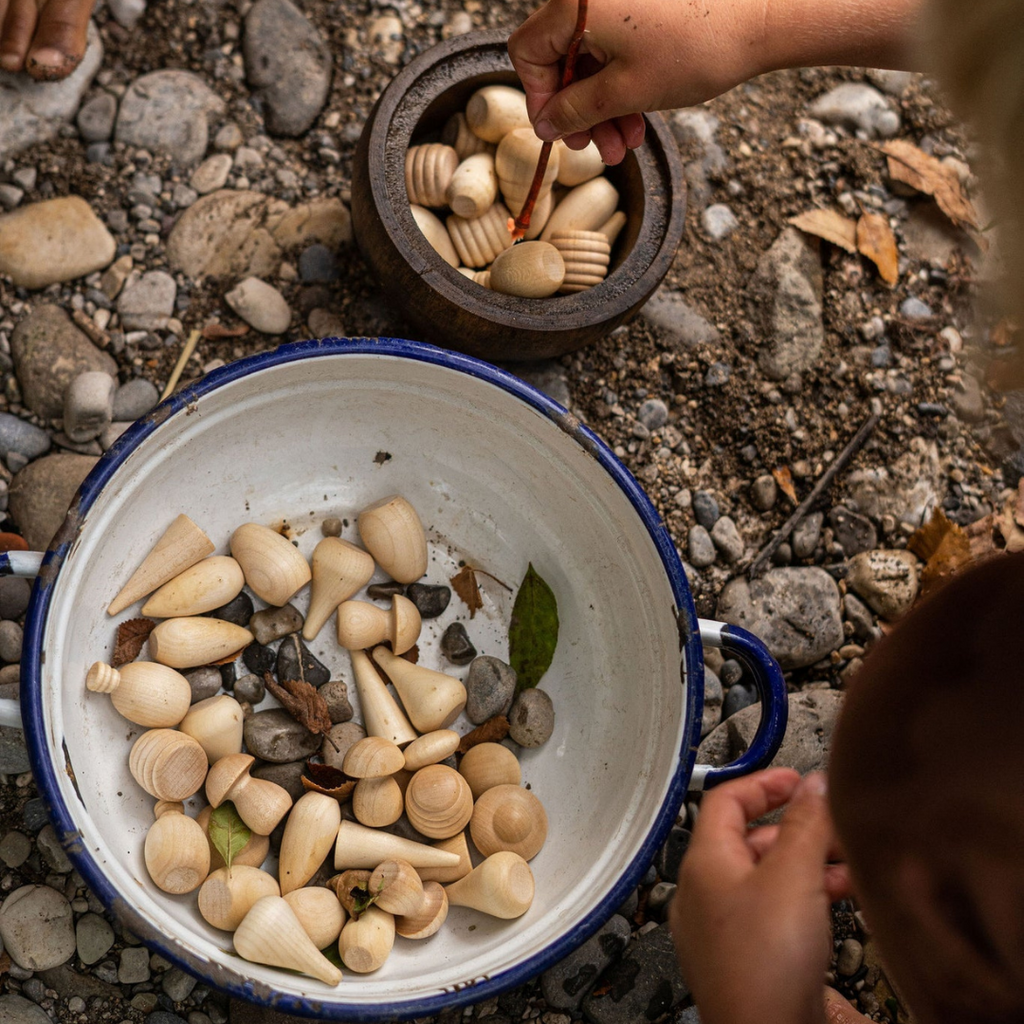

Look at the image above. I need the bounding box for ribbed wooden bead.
[549,230,611,293]
[129,729,208,802]
[405,144,459,208]
[442,111,493,160]
[446,202,514,268]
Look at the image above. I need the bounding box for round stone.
[508,688,554,748]
[465,655,516,724]
[183,666,221,703]
[0,621,23,663]
[232,673,265,705]
[750,474,777,512]
[76,912,114,965]
[0,885,76,970]
[637,398,669,431]
[243,708,320,762]
[440,621,476,665]
[405,583,451,619]
[692,490,720,528]
[687,524,715,569]
[319,680,353,723]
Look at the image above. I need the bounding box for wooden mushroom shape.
[148,617,254,670]
[129,728,208,802]
[352,776,404,828]
[446,152,498,220]
[465,85,531,143]
[458,742,522,801]
[554,139,606,186]
[283,887,346,949]
[334,820,461,871]
[371,646,467,733]
[198,866,281,931]
[495,128,560,216]
[196,805,270,871]
[395,881,448,939]
[336,595,420,654]
[470,784,548,861]
[86,660,192,728]
[444,851,535,919]
[403,764,473,840]
[141,555,245,618]
[206,753,293,835]
[303,537,376,640]
[278,791,343,894]
[411,204,460,267]
[357,495,428,584]
[446,201,514,268]
[229,522,312,607]
[349,649,417,747]
[144,800,210,894]
[489,241,565,299]
[178,694,245,764]
[338,905,394,974]
[235,895,344,985]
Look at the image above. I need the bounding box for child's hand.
[670,769,851,1024]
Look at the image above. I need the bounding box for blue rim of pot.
[21,336,704,1021]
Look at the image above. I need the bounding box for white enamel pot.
[0,338,786,1019]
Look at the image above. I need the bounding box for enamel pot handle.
[689,618,788,791]
[0,551,45,730]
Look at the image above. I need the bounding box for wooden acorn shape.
[235,895,344,985]
[554,139,606,187]
[395,881,448,939]
[178,694,245,765]
[540,176,620,241]
[86,660,192,728]
[598,209,628,247]
[148,617,254,670]
[371,646,467,733]
[442,110,492,160]
[343,735,406,778]
[196,805,271,871]
[206,753,293,835]
[549,230,611,293]
[141,556,245,618]
[357,495,428,584]
[198,865,280,931]
[336,595,420,654]
[405,143,459,208]
[369,858,425,916]
[465,85,531,143]
[457,267,492,288]
[446,201,514,268]
[444,850,535,919]
[108,513,214,615]
[129,728,208,801]
[349,650,417,747]
[458,742,522,801]
[402,729,459,772]
[352,776,404,828]
[417,831,472,884]
[283,887,346,949]
[403,764,473,840]
[278,791,343,894]
[229,522,312,607]
[446,152,498,220]
[303,537,376,641]
[470,784,549,861]
[489,241,565,298]
[495,128,560,217]
[144,800,210,894]
[334,820,461,870]
[338,905,394,974]
[411,204,460,267]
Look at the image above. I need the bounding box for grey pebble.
[837,937,864,976]
[828,505,877,557]
[656,825,692,882]
[692,490,719,528]
[701,203,738,240]
[183,666,221,703]
[190,154,232,195]
[118,271,177,332]
[710,516,744,563]
[276,634,330,686]
[0,995,52,1024]
[719,659,743,686]
[75,913,114,965]
[701,666,722,736]
[366,581,403,600]
[0,621,23,663]
[638,398,669,431]
[77,92,118,143]
[405,582,451,619]
[465,656,516,724]
[0,830,31,868]
[63,371,116,443]
[540,914,630,1010]
[0,185,24,210]
[118,945,151,984]
[244,708,320,762]
[440,621,476,665]
[299,243,339,283]
[750,474,777,511]
[321,516,343,537]
[0,412,51,461]
[0,885,76,971]
[249,604,303,645]
[112,377,159,421]
[508,687,554,747]
[207,591,254,628]
[232,673,265,705]
[22,798,48,832]
[704,361,731,387]
[250,760,306,802]
[37,825,72,873]
[646,881,677,920]
[320,720,365,769]
[791,510,823,559]
[161,968,198,1002]
[842,592,878,642]
[0,726,30,774]
[319,680,353,723]
[616,888,639,919]
[900,296,933,319]
[687,524,715,569]
[242,641,276,676]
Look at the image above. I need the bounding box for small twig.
[746,413,880,578]
[159,328,201,402]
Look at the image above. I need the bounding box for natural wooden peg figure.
[338,904,394,973]
[465,85,531,143]
[446,201,514,268]
[141,555,245,618]
[85,660,192,728]
[144,800,211,894]
[147,617,254,670]
[405,143,459,208]
[334,820,462,871]
[128,728,209,802]
[351,775,404,828]
[446,152,499,220]
[303,537,376,640]
[411,204,460,267]
[549,230,611,293]
[229,522,312,607]
[444,850,535,919]
[283,887,346,949]
[342,735,406,778]
[489,241,566,299]
[369,858,449,939]
[336,595,421,654]
[371,646,467,733]
[205,753,293,835]
[178,694,245,764]
[278,791,343,894]
[357,494,428,584]
[395,881,449,939]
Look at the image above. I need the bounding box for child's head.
[829,553,1024,1024]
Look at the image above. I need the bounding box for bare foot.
[0,0,95,80]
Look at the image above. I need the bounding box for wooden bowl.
[351,31,686,361]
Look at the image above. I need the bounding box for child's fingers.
[824,985,874,1022]
[532,66,641,142]
[507,0,581,119]
[762,772,836,877]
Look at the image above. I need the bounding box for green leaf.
[208,802,251,871]
[351,878,385,915]
[508,563,559,691]
[320,942,344,969]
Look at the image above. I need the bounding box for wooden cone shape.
[444,851,535,919]
[234,895,343,985]
[283,887,346,949]
[86,660,191,728]
[108,514,214,615]
[148,617,253,670]
[540,177,620,242]
[141,556,245,618]
[144,802,210,894]
[417,831,473,884]
[349,649,417,746]
[371,646,466,733]
[230,523,311,607]
[303,538,375,640]
[334,820,460,870]
[278,792,342,894]
[338,905,394,974]
[178,694,244,764]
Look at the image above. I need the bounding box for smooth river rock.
[225,277,292,334]
[845,549,920,620]
[9,454,99,551]
[0,885,76,970]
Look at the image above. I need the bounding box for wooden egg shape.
[283,887,346,949]
[442,110,492,160]
[235,895,344,985]
[403,729,459,771]
[178,694,245,764]
[371,646,467,733]
[279,791,343,894]
[540,176,620,241]
[522,187,555,241]
[470,784,548,861]
[141,556,245,618]
[417,831,472,884]
[554,139,606,186]
[86,660,191,728]
[549,229,611,293]
[196,805,270,871]
[395,881,448,939]
[598,209,628,247]
[198,865,280,931]
[339,905,394,974]
[446,201,514,268]
[229,522,311,607]
[405,143,459,208]
[334,820,461,871]
[457,267,492,288]
[411,204,460,267]
[206,753,293,835]
[465,85,531,143]
[495,128,560,216]
[403,764,473,840]
[336,595,420,655]
[343,735,406,779]
[446,152,498,220]
[144,801,210,894]
[352,776,404,828]
[349,650,417,747]
[129,728,208,801]
[357,495,427,585]
[444,850,535,919]
[108,513,214,615]
[369,858,424,916]
[148,617,254,670]
[489,242,565,299]
[303,537,376,641]
[458,742,521,801]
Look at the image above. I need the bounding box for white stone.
[117,269,177,331]
[63,371,117,443]
[810,83,901,139]
[225,277,292,334]
[190,153,233,195]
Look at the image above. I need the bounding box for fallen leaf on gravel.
[772,466,798,504]
[879,140,980,233]
[907,508,972,597]
[113,617,156,666]
[789,209,858,253]
[202,320,250,340]
[856,212,899,286]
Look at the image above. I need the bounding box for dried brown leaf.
[450,565,483,619]
[202,320,250,340]
[264,672,334,740]
[880,140,980,233]
[908,508,973,599]
[772,466,798,504]
[457,715,510,754]
[113,617,157,666]
[856,212,899,286]
[789,209,858,253]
